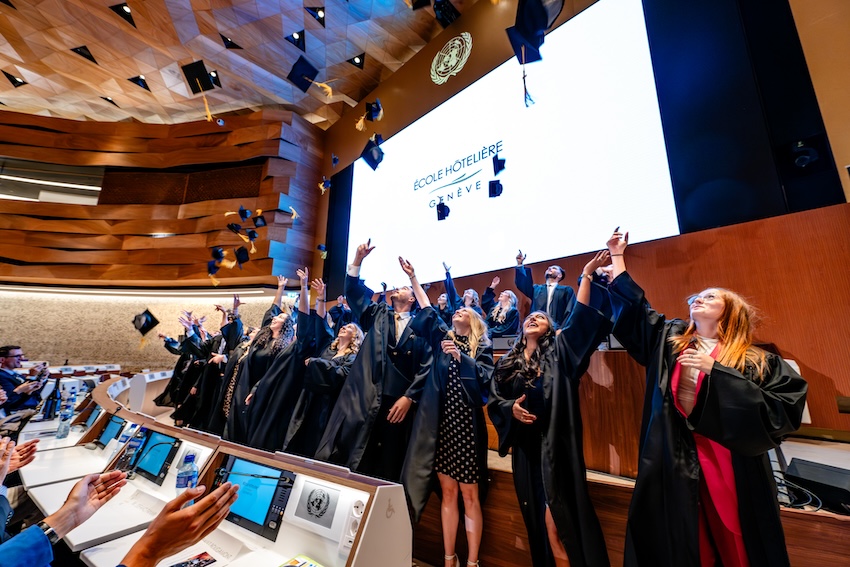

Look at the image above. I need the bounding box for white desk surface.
[21,427,85,450]
[19,445,110,489]
[20,417,61,433]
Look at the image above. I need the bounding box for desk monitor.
[84,405,102,429]
[96,415,125,448]
[219,456,296,541]
[130,430,182,486]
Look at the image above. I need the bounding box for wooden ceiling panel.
[0,0,463,127]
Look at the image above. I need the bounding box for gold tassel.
[320,250,328,260]
[237,232,250,243]
[355,114,366,131]
[255,209,263,216]
[139,336,148,350]
[197,79,213,122]
[313,81,333,98]
[220,259,236,269]
[209,274,220,287]
[289,206,299,220]
[224,211,238,217]
[249,241,257,254]
[375,106,384,121]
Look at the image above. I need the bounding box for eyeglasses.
[687,293,718,306]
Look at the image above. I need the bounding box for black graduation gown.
[225,304,284,444]
[481,286,520,338]
[515,265,576,330]
[314,275,432,482]
[245,310,317,451]
[488,302,612,567]
[444,270,485,317]
[206,339,250,436]
[401,307,494,522]
[608,272,808,567]
[284,313,353,457]
[186,319,244,431]
[171,328,209,423]
[154,336,198,408]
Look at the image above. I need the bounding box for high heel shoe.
[444,554,460,567]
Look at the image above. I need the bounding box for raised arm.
[296,267,310,315]
[514,250,534,300]
[311,279,327,319]
[232,294,243,320]
[577,250,610,306]
[399,257,430,308]
[272,275,288,309]
[608,229,628,279]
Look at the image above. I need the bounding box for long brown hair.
[494,311,555,386]
[668,288,768,378]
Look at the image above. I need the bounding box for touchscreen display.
[84,405,102,429]
[132,431,179,482]
[97,415,125,447]
[227,458,282,526]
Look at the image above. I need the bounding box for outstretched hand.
[0,437,14,486]
[512,394,537,424]
[310,279,326,296]
[398,257,416,279]
[491,276,500,289]
[353,239,375,266]
[607,230,628,255]
[296,267,309,286]
[277,275,287,288]
[442,261,451,273]
[516,249,527,266]
[583,250,611,276]
[44,471,128,538]
[9,438,38,473]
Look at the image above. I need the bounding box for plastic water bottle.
[55,389,72,439]
[175,453,199,499]
[109,423,138,462]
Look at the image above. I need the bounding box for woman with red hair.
[606,230,807,567]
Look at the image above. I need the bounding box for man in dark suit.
[514,251,576,330]
[0,346,44,414]
[315,239,432,482]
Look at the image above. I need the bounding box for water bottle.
[55,389,72,439]
[68,386,77,412]
[109,423,138,462]
[175,453,199,499]
[118,426,147,472]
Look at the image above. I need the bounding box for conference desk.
[19,444,118,490]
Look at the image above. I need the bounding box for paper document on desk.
[157,529,244,566]
[281,555,325,567]
[120,488,166,517]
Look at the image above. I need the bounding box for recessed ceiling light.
[293,32,300,40]
[220,33,243,50]
[285,31,306,52]
[123,5,130,12]
[2,70,26,87]
[109,3,136,27]
[138,74,145,80]
[305,7,325,27]
[347,53,366,69]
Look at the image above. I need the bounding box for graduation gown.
[206,339,250,436]
[481,286,520,338]
[402,307,494,522]
[284,313,353,457]
[245,310,317,452]
[515,265,576,329]
[444,270,484,317]
[488,302,612,567]
[608,272,807,567]
[225,304,285,444]
[153,335,198,408]
[314,275,432,482]
[186,319,244,431]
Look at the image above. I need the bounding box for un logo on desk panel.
[306,487,331,518]
[431,32,472,85]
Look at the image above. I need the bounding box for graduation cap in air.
[318,177,331,194]
[437,202,450,221]
[234,246,250,269]
[356,99,384,131]
[286,55,320,93]
[493,154,506,175]
[132,309,160,336]
[489,180,503,198]
[227,223,242,235]
[317,243,328,260]
[252,214,267,228]
[506,0,563,64]
[361,136,384,170]
[207,260,221,276]
[332,154,339,168]
[212,247,225,262]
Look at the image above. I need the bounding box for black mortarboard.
[489,180,503,198]
[234,246,250,268]
[318,177,331,193]
[287,55,319,93]
[207,260,220,275]
[211,247,225,261]
[493,153,506,175]
[317,243,327,259]
[132,309,160,336]
[364,99,383,122]
[246,229,259,241]
[507,0,563,64]
[361,137,384,170]
[227,223,242,234]
[332,153,339,168]
[437,202,450,221]
[252,215,267,228]
[236,206,251,221]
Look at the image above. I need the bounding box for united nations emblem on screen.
[431,32,472,85]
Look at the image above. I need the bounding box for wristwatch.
[37,520,60,545]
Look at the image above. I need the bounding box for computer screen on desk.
[84,405,102,429]
[222,456,296,541]
[96,415,125,448]
[130,430,181,486]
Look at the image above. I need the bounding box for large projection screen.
[348,0,679,289]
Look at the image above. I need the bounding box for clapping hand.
[9,438,38,473]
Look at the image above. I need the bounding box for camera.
[216,118,225,127]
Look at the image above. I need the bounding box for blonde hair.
[489,290,517,323]
[447,307,491,355]
[668,288,768,379]
[330,323,364,357]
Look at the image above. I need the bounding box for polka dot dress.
[434,336,479,484]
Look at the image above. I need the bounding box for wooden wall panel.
[0,110,326,288]
[431,203,850,434]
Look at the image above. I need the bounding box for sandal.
[444,555,460,567]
